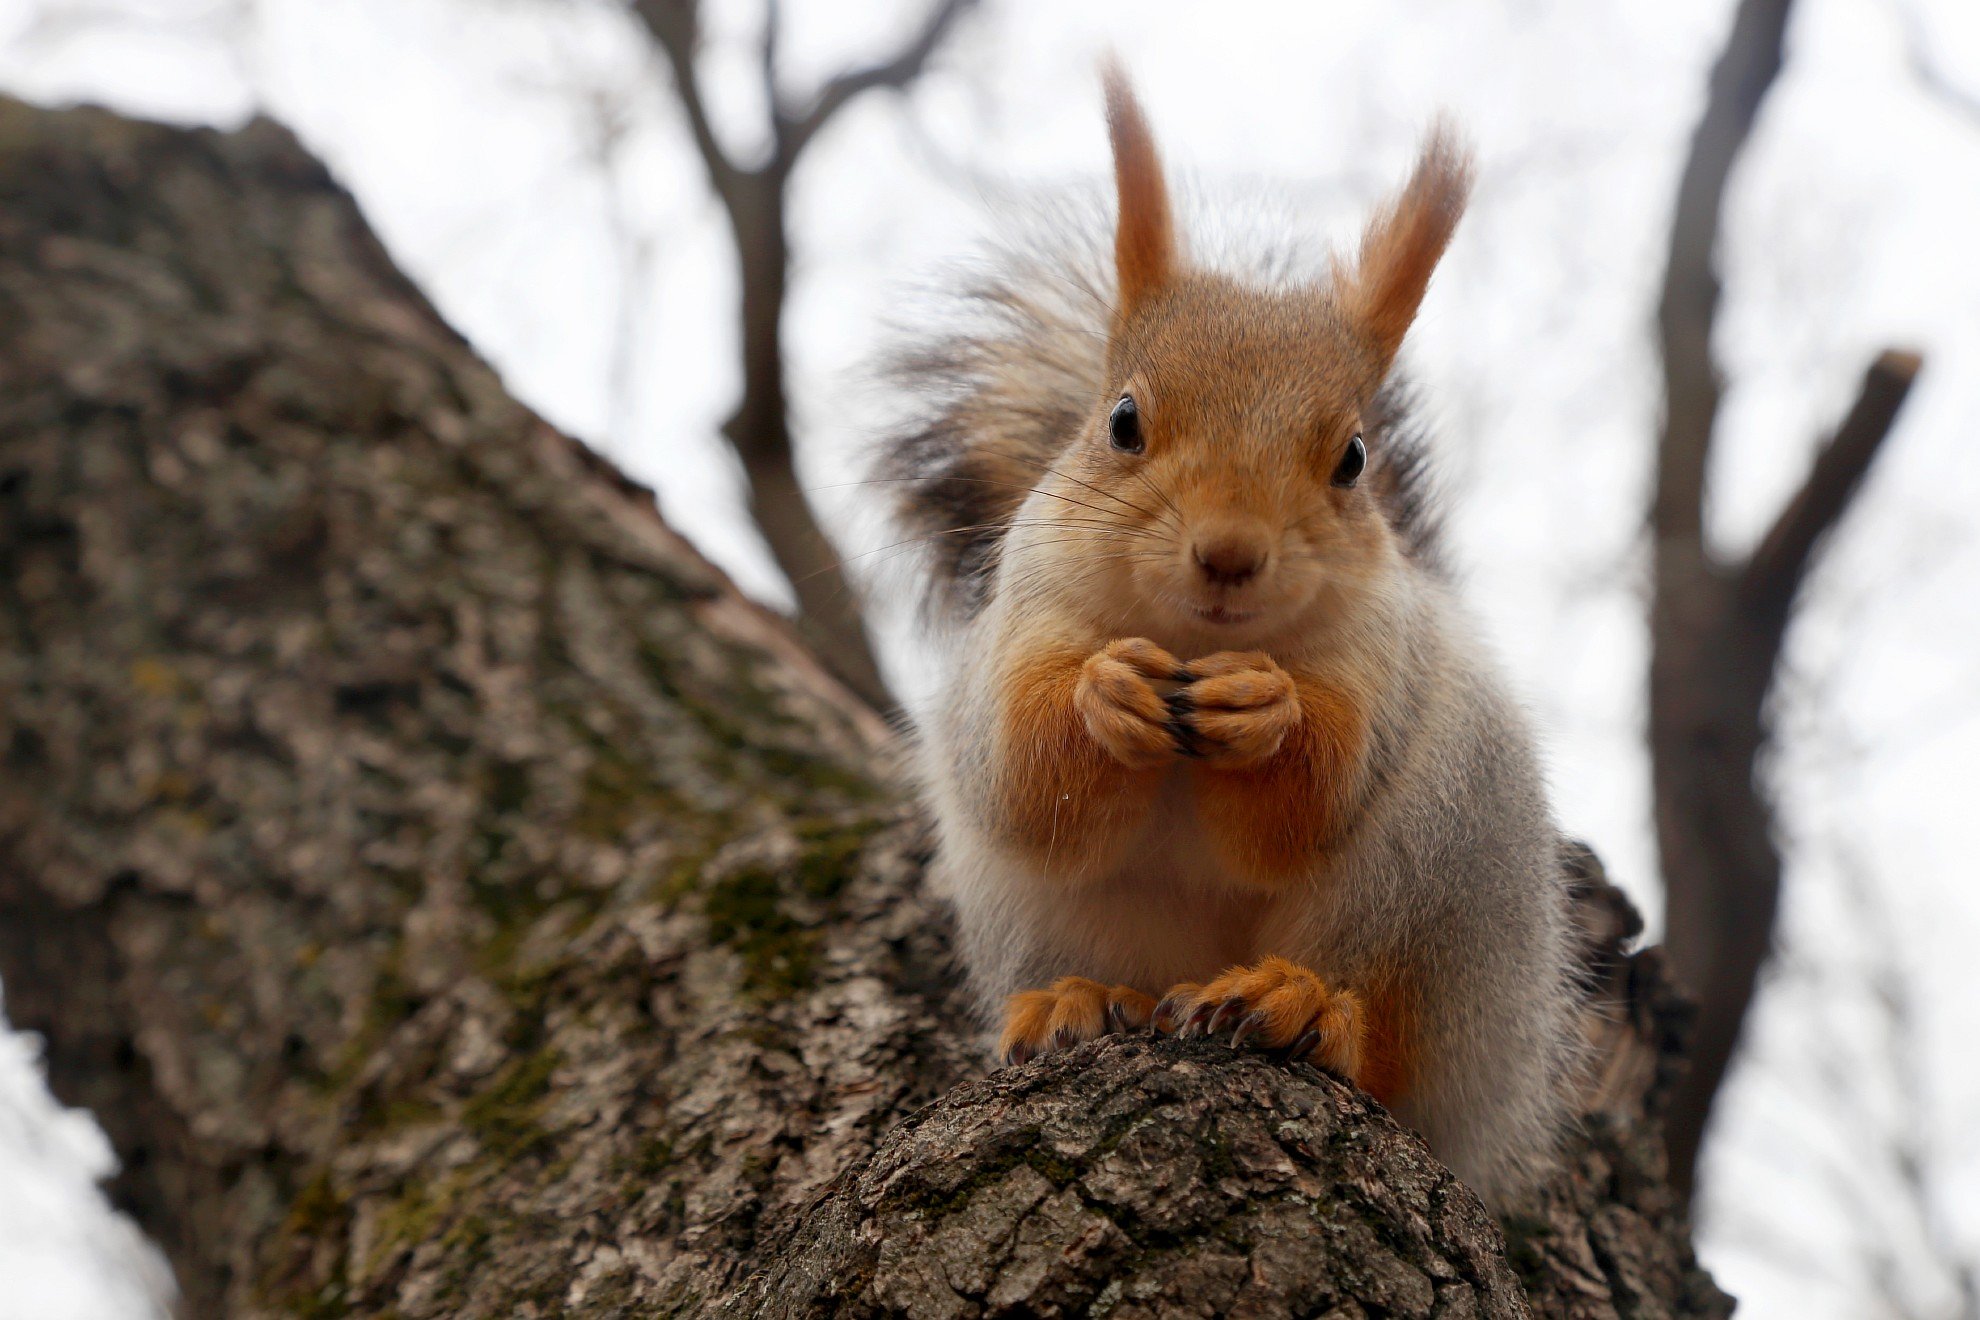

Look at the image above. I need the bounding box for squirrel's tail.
[872,199,1115,623]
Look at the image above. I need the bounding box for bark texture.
[0,98,1726,1319]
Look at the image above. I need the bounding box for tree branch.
[1653,0,1793,548]
[1649,0,1798,1204]
[0,94,1728,1319]
[775,0,976,170]
[761,0,786,139]
[631,0,741,202]
[1901,4,1980,129]
[626,0,900,709]
[1740,349,1920,615]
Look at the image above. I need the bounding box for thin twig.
[775,0,976,170]
[1652,0,1794,547]
[1740,350,1920,613]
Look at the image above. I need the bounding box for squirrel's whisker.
[1037,462,1162,524]
[792,518,1170,589]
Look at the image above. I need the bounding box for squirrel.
[873,65,1583,1208]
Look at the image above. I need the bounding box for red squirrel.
[875,66,1582,1207]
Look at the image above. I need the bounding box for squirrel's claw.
[1229,1010,1268,1050]
[1168,652,1299,767]
[1206,996,1248,1036]
[997,976,1156,1067]
[1151,986,1198,1034]
[1281,1028,1323,1063]
[1180,999,1221,1037]
[1153,957,1367,1085]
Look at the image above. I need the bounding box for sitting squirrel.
[876,66,1582,1207]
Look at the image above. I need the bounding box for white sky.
[1,1,1977,1316]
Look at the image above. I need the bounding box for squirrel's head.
[1032,65,1472,651]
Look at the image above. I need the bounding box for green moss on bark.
[462,1047,560,1159]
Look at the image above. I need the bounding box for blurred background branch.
[1650,0,1919,1199]
[628,0,979,710]
[1902,2,1980,127]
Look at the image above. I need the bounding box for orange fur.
[1190,671,1371,886]
[1339,123,1474,372]
[1156,957,1366,1082]
[991,639,1174,868]
[999,976,1156,1065]
[1353,965,1420,1108]
[1103,61,1176,318]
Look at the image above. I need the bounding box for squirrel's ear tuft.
[1102,60,1176,319]
[1341,121,1474,375]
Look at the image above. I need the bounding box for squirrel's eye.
[1331,434,1366,488]
[1108,396,1143,454]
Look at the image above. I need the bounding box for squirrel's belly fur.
[876,66,1584,1210]
[958,762,1282,989]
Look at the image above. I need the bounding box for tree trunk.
[720,186,892,715]
[0,98,1728,1319]
[1649,561,1781,1198]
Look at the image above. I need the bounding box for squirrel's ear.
[1340,122,1474,374]
[1103,61,1176,318]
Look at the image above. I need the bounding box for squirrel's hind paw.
[1155,957,1365,1082]
[998,977,1156,1067]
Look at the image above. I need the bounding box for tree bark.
[0,98,1726,1319]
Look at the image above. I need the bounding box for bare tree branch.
[775,0,974,169]
[1901,3,1980,129]
[761,0,786,137]
[1646,0,1917,1206]
[1653,0,1793,548]
[624,0,980,710]
[632,0,741,200]
[1651,0,1799,1198]
[1741,349,1921,614]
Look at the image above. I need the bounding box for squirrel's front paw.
[1174,651,1298,766]
[1075,638,1188,768]
[1154,957,1364,1082]
[998,976,1157,1066]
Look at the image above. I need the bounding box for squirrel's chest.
[1112,767,1230,885]
[1075,769,1289,980]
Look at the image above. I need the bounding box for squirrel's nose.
[1192,534,1268,587]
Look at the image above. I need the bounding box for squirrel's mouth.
[1190,604,1259,626]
